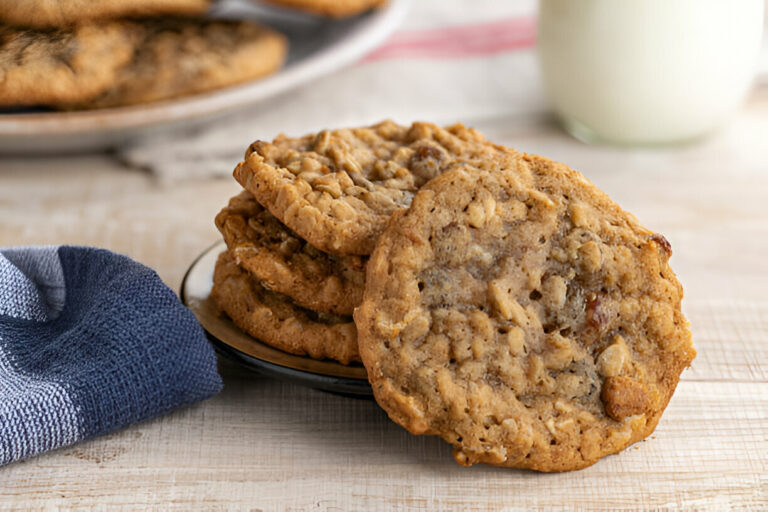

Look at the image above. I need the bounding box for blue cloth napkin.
[0,246,222,465]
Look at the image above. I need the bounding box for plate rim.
[180,241,372,396]
[0,0,410,138]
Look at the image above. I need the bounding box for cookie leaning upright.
[355,154,695,471]
[233,121,516,255]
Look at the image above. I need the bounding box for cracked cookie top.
[261,0,386,18]
[355,154,695,471]
[233,120,518,255]
[0,23,139,107]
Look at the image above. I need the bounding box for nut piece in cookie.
[0,0,211,28]
[234,120,518,255]
[355,154,695,472]
[261,0,387,18]
[212,251,359,365]
[215,191,366,316]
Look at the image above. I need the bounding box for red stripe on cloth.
[361,16,537,62]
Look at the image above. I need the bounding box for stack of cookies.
[212,120,696,472]
[211,120,513,364]
[0,0,384,110]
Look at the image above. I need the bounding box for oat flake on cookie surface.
[233,120,518,256]
[354,154,695,472]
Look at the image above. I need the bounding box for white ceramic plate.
[0,0,409,154]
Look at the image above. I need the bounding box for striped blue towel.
[0,246,222,465]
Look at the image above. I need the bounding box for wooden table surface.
[0,88,766,511]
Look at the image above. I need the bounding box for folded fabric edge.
[0,245,223,466]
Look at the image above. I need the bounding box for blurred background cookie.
[0,23,140,107]
[79,17,287,109]
[0,0,211,28]
[0,18,287,110]
[260,0,387,18]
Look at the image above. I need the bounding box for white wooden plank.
[0,378,764,510]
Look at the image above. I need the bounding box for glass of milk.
[538,0,765,145]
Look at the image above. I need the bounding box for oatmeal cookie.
[355,155,695,472]
[261,0,386,18]
[0,0,210,28]
[0,19,286,109]
[212,251,359,365]
[0,23,139,107]
[233,121,516,255]
[81,18,287,109]
[216,191,366,316]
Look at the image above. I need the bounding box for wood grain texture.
[0,375,765,510]
[0,90,766,511]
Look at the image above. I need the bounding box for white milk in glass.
[538,0,764,145]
